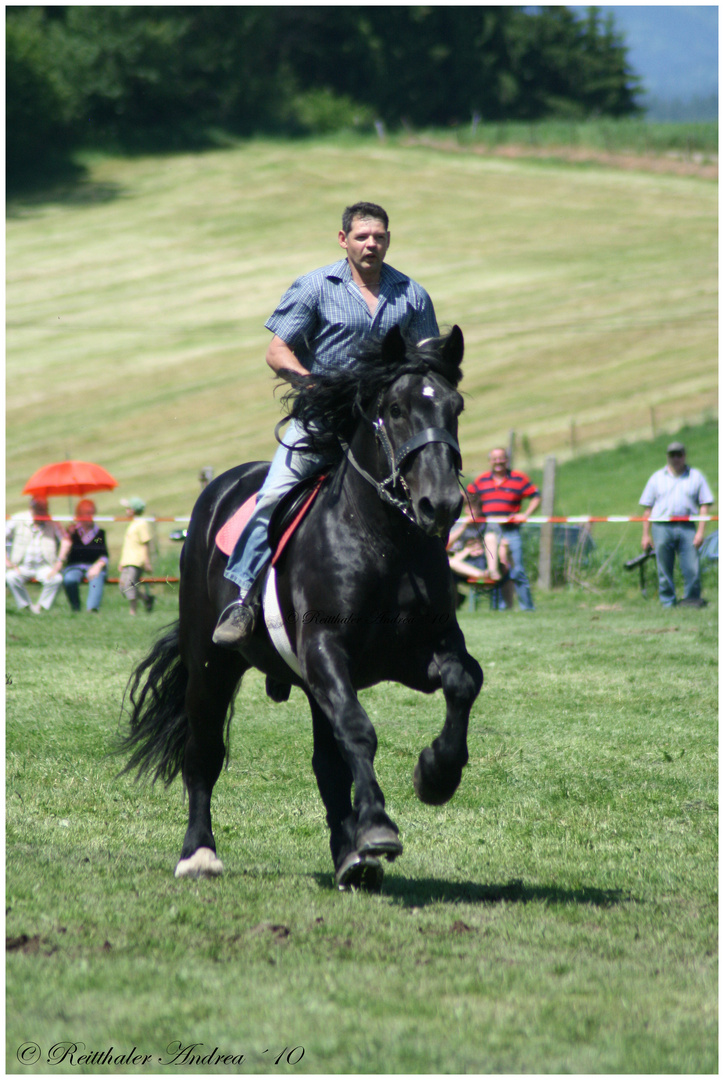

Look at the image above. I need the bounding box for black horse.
[120,325,483,890]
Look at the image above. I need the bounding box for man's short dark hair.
[342,202,389,233]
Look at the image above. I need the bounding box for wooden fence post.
[538,455,556,590]
[507,429,515,467]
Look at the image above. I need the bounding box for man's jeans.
[490,526,535,611]
[224,420,326,593]
[651,522,701,607]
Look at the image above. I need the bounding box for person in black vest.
[59,499,109,612]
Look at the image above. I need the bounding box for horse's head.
[282,323,467,536]
[362,325,465,537]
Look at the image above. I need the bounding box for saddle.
[214,473,328,684]
[268,472,328,566]
[214,471,327,560]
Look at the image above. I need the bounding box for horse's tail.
[117,621,189,786]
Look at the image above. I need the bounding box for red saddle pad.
[215,475,326,561]
[215,495,257,556]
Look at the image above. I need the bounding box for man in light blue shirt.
[640,441,714,607]
[214,202,439,647]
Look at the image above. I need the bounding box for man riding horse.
[122,322,481,889]
[213,201,439,648]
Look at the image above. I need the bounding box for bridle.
[342,390,463,523]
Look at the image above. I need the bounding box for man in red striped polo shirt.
[467,447,541,610]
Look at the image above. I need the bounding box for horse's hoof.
[356,825,403,862]
[174,846,224,879]
[335,851,384,892]
[413,755,461,805]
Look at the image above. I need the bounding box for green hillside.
[530,417,718,516]
[520,418,718,594]
[7,136,717,536]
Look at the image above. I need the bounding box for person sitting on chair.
[5,497,65,614]
[213,201,439,648]
[480,522,510,584]
[59,499,109,613]
[447,511,514,608]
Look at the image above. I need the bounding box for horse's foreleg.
[309,697,386,889]
[414,640,482,806]
[175,652,246,878]
[304,641,402,867]
[309,698,355,864]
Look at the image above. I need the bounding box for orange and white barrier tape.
[7,513,718,524]
[462,515,717,524]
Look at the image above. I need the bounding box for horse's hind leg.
[414,636,483,806]
[309,698,384,891]
[175,650,247,878]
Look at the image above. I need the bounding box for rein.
[343,396,462,523]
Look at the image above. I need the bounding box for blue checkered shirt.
[265,258,439,373]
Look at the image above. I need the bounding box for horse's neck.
[349,420,380,474]
[347,418,394,494]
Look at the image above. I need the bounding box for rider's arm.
[266,335,311,381]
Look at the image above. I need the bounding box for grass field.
[6,578,717,1074]
[6,134,717,533]
[5,132,718,1073]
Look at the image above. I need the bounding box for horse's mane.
[278,327,463,458]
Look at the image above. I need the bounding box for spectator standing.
[5,497,65,613]
[59,499,109,613]
[640,441,714,607]
[467,447,541,611]
[118,497,155,615]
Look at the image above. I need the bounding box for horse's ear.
[441,325,464,385]
[381,324,407,365]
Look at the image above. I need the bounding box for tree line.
[7,6,641,185]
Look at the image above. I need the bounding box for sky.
[571,5,718,106]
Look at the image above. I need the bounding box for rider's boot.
[212,591,257,648]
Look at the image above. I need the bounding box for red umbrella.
[22,460,118,499]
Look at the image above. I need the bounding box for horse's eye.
[389,403,402,419]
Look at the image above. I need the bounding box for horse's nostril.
[418,497,435,522]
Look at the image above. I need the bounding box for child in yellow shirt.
[118,497,154,614]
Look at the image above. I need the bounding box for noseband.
[344,394,462,523]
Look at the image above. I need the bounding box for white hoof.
[174,846,224,879]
